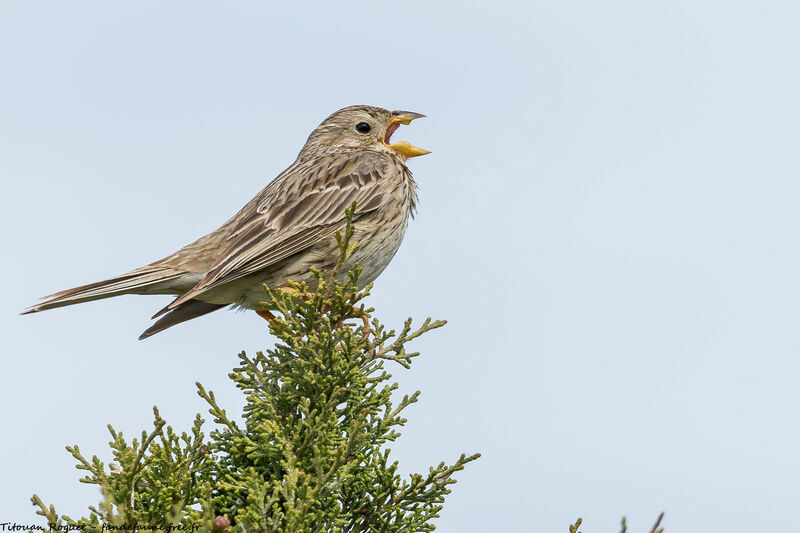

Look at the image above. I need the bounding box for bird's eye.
[355,122,372,134]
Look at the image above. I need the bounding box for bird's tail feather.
[138,300,226,340]
[21,266,186,314]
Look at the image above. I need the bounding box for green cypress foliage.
[32,207,480,532]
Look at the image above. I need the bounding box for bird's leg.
[352,306,371,337]
[256,309,277,322]
[255,287,306,327]
[257,290,369,341]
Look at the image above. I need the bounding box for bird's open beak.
[384,111,430,158]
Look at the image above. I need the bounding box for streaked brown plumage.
[22,105,429,339]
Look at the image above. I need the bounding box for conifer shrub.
[32,210,479,532]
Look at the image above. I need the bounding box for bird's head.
[301,105,430,159]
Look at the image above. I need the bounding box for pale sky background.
[2,2,799,531]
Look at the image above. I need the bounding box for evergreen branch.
[127,407,167,505]
[30,494,58,523]
[650,512,665,533]
[196,381,240,434]
[362,317,446,369]
[328,202,360,292]
[387,452,481,510]
[64,444,107,485]
[32,210,479,532]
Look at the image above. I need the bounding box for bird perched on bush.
[23,105,429,339]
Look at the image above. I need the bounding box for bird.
[22,105,429,339]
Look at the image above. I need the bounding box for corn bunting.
[23,105,429,339]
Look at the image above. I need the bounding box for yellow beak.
[385,111,430,158]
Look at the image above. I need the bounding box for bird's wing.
[166,151,393,309]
